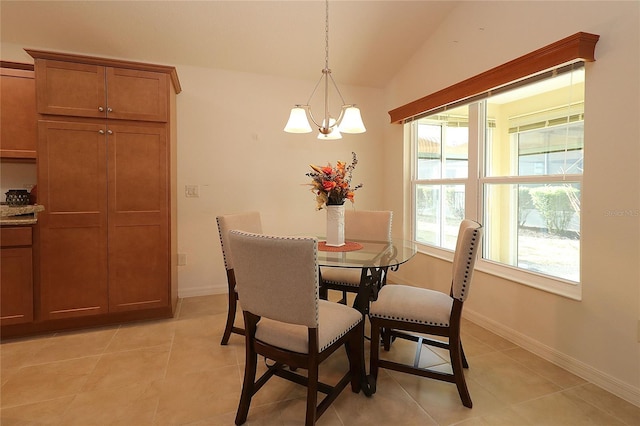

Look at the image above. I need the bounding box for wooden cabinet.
[37,120,109,320]
[0,64,37,159]
[106,123,170,312]
[1,227,34,325]
[37,120,170,320]
[33,59,168,122]
[24,50,180,329]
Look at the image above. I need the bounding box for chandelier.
[283,0,366,140]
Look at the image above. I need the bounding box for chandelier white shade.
[283,0,366,139]
[284,107,313,133]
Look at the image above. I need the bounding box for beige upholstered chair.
[369,219,482,408]
[216,211,262,345]
[320,210,392,304]
[228,231,365,426]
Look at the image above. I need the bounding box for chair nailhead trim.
[323,280,359,287]
[216,217,231,270]
[458,229,479,300]
[320,317,362,351]
[369,313,449,327]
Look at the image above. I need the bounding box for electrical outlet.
[185,185,199,198]
[177,253,187,266]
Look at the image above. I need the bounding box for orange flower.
[321,166,334,175]
[322,180,337,192]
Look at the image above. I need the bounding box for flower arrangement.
[307,152,363,210]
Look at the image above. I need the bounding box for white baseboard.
[178,284,227,298]
[464,308,640,408]
[388,272,640,408]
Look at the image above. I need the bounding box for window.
[414,105,469,250]
[410,63,585,297]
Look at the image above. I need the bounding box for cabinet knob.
[98,129,105,134]
[98,106,104,112]
[107,107,113,113]
[107,130,113,135]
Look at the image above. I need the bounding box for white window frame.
[409,73,583,301]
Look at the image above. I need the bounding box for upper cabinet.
[0,63,37,159]
[26,49,181,122]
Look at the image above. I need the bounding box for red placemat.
[318,241,363,252]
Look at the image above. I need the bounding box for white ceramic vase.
[325,204,345,247]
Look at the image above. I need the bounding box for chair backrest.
[344,210,392,241]
[216,211,262,271]
[451,219,483,302]
[228,231,319,328]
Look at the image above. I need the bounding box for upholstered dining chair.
[216,211,262,345]
[228,231,365,426]
[368,219,482,408]
[320,210,392,304]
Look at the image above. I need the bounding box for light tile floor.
[1,294,638,425]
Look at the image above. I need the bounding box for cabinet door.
[0,68,37,158]
[107,123,169,312]
[106,68,168,122]
[34,59,107,119]
[1,226,34,325]
[38,120,109,319]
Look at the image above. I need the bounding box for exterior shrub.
[529,185,579,234]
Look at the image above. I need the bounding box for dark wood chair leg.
[381,326,392,351]
[346,321,364,393]
[306,360,319,426]
[221,289,237,345]
[450,338,472,408]
[370,318,381,381]
[235,315,258,425]
[461,341,469,369]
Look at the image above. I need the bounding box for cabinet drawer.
[0,226,33,247]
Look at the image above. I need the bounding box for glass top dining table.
[315,237,418,315]
[316,237,418,270]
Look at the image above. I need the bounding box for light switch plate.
[185,185,199,198]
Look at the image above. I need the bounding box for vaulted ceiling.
[1,1,458,88]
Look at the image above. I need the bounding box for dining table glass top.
[315,237,418,269]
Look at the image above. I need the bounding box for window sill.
[477,260,582,301]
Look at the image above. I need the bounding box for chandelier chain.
[325,0,329,70]
[284,0,365,136]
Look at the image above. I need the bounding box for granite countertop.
[0,204,45,225]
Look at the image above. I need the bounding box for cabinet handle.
[107,107,113,113]
[98,130,105,134]
[98,106,104,112]
[107,130,113,135]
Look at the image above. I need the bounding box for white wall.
[384,1,640,406]
[173,65,387,296]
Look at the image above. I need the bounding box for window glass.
[483,182,580,282]
[415,184,465,249]
[485,68,584,178]
[410,64,584,287]
[416,106,469,180]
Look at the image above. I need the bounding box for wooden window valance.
[389,32,600,124]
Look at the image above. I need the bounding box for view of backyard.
[416,212,580,283]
